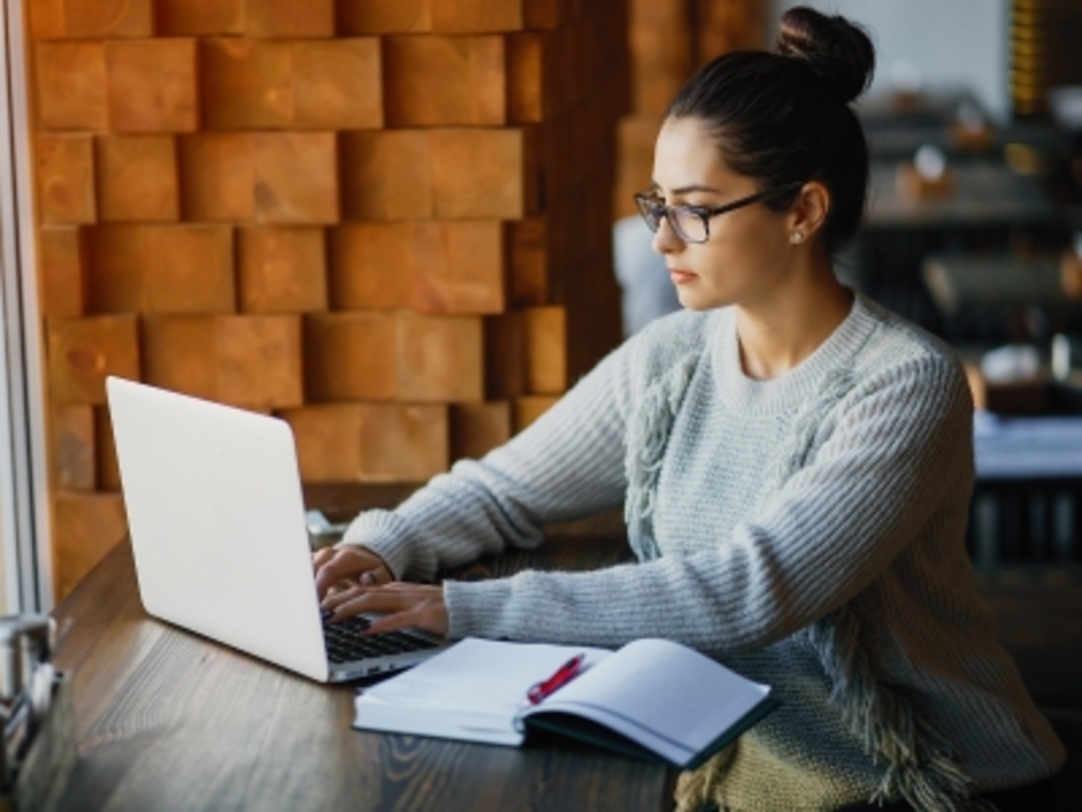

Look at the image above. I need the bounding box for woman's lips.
[669,268,697,284]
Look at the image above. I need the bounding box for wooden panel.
[178,133,255,221]
[524,0,564,29]
[396,311,484,402]
[483,311,524,398]
[357,404,449,482]
[293,39,383,130]
[94,405,122,490]
[510,216,549,305]
[328,223,413,310]
[238,227,328,313]
[383,36,505,126]
[39,226,87,317]
[512,394,558,432]
[157,0,245,35]
[51,404,96,490]
[27,0,65,39]
[88,225,235,314]
[105,39,199,132]
[411,220,506,315]
[46,315,140,404]
[52,490,127,602]
[35,42,107,130]
[450,401,510,461]
[337,0,432,34]
[59,0,153,38]
[523,305,566,393]
[304,312,397,401]
[430,0,524,33]
[429,128,535,219]
[340,130,432,221]
[281,405,364,482]
[37,134,96,224]
[246,0,335,38]
[95,135,179,222]
[200,38,294,130]
[507,32,552,123]
[216,316,304,408]
[143,315,303,408]
[252,132,339,224]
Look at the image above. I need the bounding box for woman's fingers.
[313,547,389,597]
[321,583,448,636]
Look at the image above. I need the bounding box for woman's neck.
[735,272,854,381]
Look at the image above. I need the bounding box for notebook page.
[355,638,610,743]
[526,638,770,757]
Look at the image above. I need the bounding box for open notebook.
[353,637,778,769]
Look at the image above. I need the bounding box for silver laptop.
[106,376,447,683]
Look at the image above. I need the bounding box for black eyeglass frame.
[633,181,805,244]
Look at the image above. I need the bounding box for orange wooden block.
[46,315,140,404]
[383,36,505,127]
[94,405,122,490]
[328,223,413,309]
[523,305,566,394]
[292,39,383,130]
[340,130,432,220]
[512,395,558,432]
[217,316,304,408]
[158,0,245,35]
[524,0,564,29]
[143,315,303,408]
[95,135,179,222]
[357,404,449,482]
[37,134,96,224]
[252,132,339,224]
[338,0,432,33]
[178,133,255,221]
[510,216,548,305]
[246,0,335,38]
[281,405,365,482]
[507,32,552,123]
[52,490,127,602]
[28,0,65,39]
[51,404,95,490]
[35,42,107,130]
[238,227,328,314]
[304,312,397,401]
[88,225,235,314]
[39,226,87,317]
[54,0,153,38]
[396,312,484,402]
[450,401,510,460]
[411,221,506,315]
[429,128,536,219]
[430,0,524,32]
[483,311,524,398]
[106,39,199,132]
[339,141,419,220]
[200,38,294,130]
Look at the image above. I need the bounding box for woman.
[315,8,1064,811]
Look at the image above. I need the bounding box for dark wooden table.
[49,532,676,812]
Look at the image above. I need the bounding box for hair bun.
[775,6,875,103]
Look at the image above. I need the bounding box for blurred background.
[0,0,1080,623]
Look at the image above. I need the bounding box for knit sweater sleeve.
[340,342,634,581]
[443,353,974,652]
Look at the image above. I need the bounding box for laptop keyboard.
[322,615,440,664]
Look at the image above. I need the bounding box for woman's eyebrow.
[648,181,723,195]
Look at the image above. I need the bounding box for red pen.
[527,653,586,704]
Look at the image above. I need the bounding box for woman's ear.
[787,181,831,245]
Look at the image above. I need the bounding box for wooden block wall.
[27,0,629,600]
[615,0,767,218]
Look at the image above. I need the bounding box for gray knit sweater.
[346,294,1065,810]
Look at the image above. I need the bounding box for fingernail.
[320,609,334,621]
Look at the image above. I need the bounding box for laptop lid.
[107,376,332,682]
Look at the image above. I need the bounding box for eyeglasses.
[633,182,804,244]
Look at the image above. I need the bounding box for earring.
[790,231,804,244]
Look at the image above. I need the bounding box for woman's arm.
[438,355,974,652]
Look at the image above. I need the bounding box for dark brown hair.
[668,6,875,253]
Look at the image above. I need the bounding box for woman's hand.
[321,582,449,637]
[313,545,392,599]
